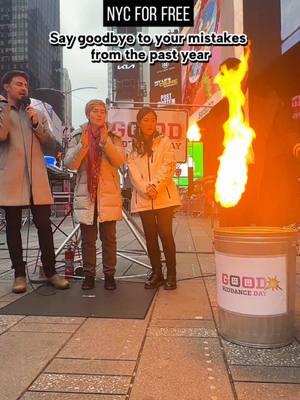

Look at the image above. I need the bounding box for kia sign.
[113,62,138,80]
[117,63,136,71]
[108,108,188,162]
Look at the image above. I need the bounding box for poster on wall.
[181,0,244,121]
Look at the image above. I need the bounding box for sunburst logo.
[265,276,282,291]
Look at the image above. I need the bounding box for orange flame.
[187,123,201,141]
[214,48,255,208]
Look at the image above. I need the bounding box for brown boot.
[48,274,70,289]
[12,276,27,293]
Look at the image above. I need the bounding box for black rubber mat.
[0,280,156,319]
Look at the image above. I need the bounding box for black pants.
[139,207,176,277]
[80,208,117,277]
[4,205,56,278]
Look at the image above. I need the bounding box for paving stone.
[0,301,11,309]
[23,316,86,324]
[30,373,131,395]
[223,340,300,367]
[0,280,13,297]
[151,319,216,328]
[0,314,24,334]
[147,326,217,338]
[0,289,32,303]
[46,358,136,376]
[230,365,300,383]
[22,393,126,400]
[203,276,218,307]
[129,337,234,400]
[198,254,216,274]
[58,318,147,360]
[235,382,300,400]
[176,253,201,279]
[0,331,71,400]
[152,279,213,320]
[23,393,127,400]
[10,322,79,333]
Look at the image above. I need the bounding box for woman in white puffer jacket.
[127,107,181,290]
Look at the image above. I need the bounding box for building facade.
[0,0,63,115]
[107,26,149,105]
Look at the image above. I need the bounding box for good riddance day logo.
[221,273,283,297]
[215,253,287,315]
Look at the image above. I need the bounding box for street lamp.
[34,86,97,128]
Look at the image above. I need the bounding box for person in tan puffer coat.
[128,107,181,290]
[64,99,125,290]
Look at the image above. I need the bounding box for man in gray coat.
[0,70,69,293]
[65,100,125,290]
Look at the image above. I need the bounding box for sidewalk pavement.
[0,215,299,400]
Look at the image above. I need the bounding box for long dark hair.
[132,107,158,157]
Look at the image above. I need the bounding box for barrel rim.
[214,226,297,237]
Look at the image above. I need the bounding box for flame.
[214,48,255,208]
[187,123,201,142]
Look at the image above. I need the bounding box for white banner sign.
[215,252,287,316]
[108,108,188,163]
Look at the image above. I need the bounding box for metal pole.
[55,224,80,257]
[107,99,213,109]
[121,210,148,254]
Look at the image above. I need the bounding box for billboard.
[108,107,188,162]
[150,45,182,106]
[181,0,244,122]
[113,61,140,100]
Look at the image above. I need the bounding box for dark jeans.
[4,205,56,278]
[139,206,176,277]
[80,209,117,277]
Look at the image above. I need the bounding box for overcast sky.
[60,1,169,128]
[60,0,108,128]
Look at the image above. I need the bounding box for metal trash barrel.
[214,226,297,348]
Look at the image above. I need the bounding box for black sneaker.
[104,274,116,290]
[81,276,95,290]
[164,277,177,290]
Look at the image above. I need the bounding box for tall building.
[107,27,149,105]
[62,68,72,128]
[0,0,63,116]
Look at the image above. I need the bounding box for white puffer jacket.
[64,124,126,224]
[128,134,181,213]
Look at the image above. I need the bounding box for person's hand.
[26,106,39,126]
[81,131,89,148]
[146,184,157,200]
[100,124,108,145]
[0,95,6,102]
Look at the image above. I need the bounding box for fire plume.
[214,48,255,208]
[187,123,201,142]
